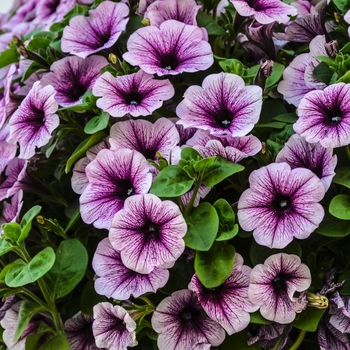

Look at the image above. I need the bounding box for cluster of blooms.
[1,0,350,349]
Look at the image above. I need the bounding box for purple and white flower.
[93,70,174,117]
[79,149,152,230]
[144,0,202,27]
[151,289,225,350]
[230,0,297,24]
[41,55,108,107]
[93,302,137,350]
[276,134,337,191]
[61,1,129,58]
[8,82,59,159]
[123,20,213,76]
[318,316,350,350]
[176,73,262,137]
[109,194,187,274]
[0,191,23,233]
[248,253,312,324]
[237,162,325,249]
[64,312,101,350]
[109,118,179,169]
[188,253,258,335]
[294,83,350,148]
[92,238,169,300]
[186,129,262,163]
[329,292,350,334]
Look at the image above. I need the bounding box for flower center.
[159,52,179,71]
[325,106,343,125]
[271,273,288,295]
[182,312,192,320]
[124,90,144,106]
[114,179,135,200]
[68,83,88,101]
[272,194,292,213]
[213,105,234,129]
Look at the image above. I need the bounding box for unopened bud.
[254,60,274,89]
[141,18,151,26]
[325,40,339,58]
[108,53,118,65]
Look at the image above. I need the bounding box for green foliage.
[265,62,285,88]
[213,199,238,241]
[196,11,226,36]
[38,331,70,350]
[292,307,326,332]
[194,242,235,288]
[329,194,350,220]
[313,62,336,84]
[315,212,350,237]
[333,167,350,189]
[20,206,42,243]
[84,112,110,134]
[184,202,219,251]
[2,222,21,243]
[0,47,19,69]
[45,239,88,299]
[5,248,56,288]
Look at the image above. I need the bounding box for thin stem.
[185,178,202,216]
[290,330,307,350]
[20,289,48,309]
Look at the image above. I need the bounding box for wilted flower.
[276,134,337,191]
[329,292,350,333]
[93,302,137,350]
[41,55,108,107]
[176,73,262,137]
[248,253,312,324]
[64,312,101,350]
[8,82,59,159]
[188,253,258,335]
[294,83,350,148]
[61,1,129,58]
[186,129,262,163]
[318,316,350,350]
[151,289,225,350]
[93,70,174,117]
[0,190,23,233]
[237,162,325,249]
[109,194,187,274]
[92,238,169,300]
[79,149,152,230]
[123,20,213,76]
[230,0,297,24]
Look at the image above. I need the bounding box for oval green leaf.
[329,194,350,220]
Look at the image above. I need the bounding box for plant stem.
[185,179,202,215]
[290,330,307,350]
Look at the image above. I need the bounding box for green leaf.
[250,311,271,324]
[213,199,238,241]
[0,261,21,282]
[83,112,109,134]
[50,22,65,32]
[180,147,202,162]
[80,280,105,316]
[255,121,286,129]
[333,0,350,13]
[193,156,216,173]
[292,307,326,332]
[196,11,226,36]
[338,270,350,295]
[194,242,235,288]
[45,239,88,299]
[184,202,219,251]
[329,194,350,220]
[38,331,70,350]
[333,167,350,189]
[65,131,106,173]
[313,62,334,84]
[0,48,19,69]
[219,330,261,350]
[272,112,298,123]
[15,301,45,341]
[0,239,14,257]
[265,62,284,88]
[27,38,51,51]
[6,247,56,287]
[316,212,350,237]
[19,206,42,243]
[2,222,21,243]
[200,157,244,187]
[150,165,194,197]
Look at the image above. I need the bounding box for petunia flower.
[230,0,297,24]
[93,302,137,350]
[92,238,169,300]
[61,1,129,58]
[318,316,350,350]
[109,194,187,274]
[188,253,259,335]
[248,253,312,324]
[186,129,262,163]
[92,70,174,117]
[294,83,350,148]
[144,0,202,27]
[109,118,180,169]
[329,292,350,334]
[64,312,102,350]
[41,55,108,107]
[8,81,59,159]
[151,289,225,350]
[79,149,152,230]
[123,20,213,76]
[237,162,325,249]
[276,134,337,191]
[0,190,23,234]
[0,141,17,174]
[176,73,262,137]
